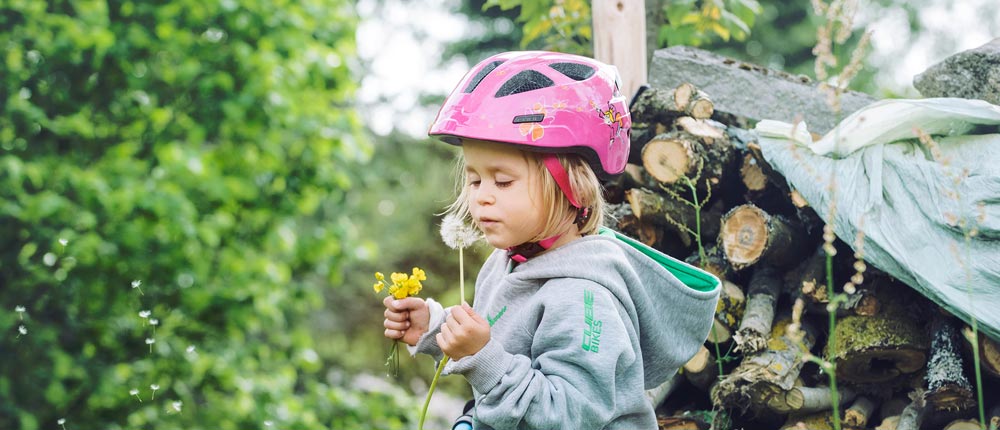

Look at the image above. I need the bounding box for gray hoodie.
[415,229,720,429]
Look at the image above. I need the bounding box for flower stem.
[419,356,450,430]
[459,248,465,303]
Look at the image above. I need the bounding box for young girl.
[383,51,721,429]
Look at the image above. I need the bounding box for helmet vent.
[464,60,505,93]
[495,70,554,97]
[549,62,595,81]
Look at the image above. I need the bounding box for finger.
[460,302,487,324]
[387,296,422,312]
[383,308,409,322]
[384,319,409,331]
[450,304,475,326]
[384,328,404,339]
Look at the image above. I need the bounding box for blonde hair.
[445,148,606,243]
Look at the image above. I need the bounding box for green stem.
[825,253,842,430]
[419,356,450,430]
[460,247,465,303]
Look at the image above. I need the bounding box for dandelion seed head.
[58,418,65,425]
[18,325,27,335]
[139,310,151,319]
[132,280,142,289]
[130,388,139,396]
[15,306,25,313]
[59,238,68,246]
[151,384,160,390]
[150,318,159,326]
[145,338,155,345]
[440,213,479,249]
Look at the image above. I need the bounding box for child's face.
[462,139,546,250]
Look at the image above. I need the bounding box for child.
[383,51,721,429]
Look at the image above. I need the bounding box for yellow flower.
[411,267,426,281]
[375,272,385,281]
[373,281,385,293]
[390,272,407,285]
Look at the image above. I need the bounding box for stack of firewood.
[605,83,1000,430]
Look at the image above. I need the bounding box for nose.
[474,184,495,206]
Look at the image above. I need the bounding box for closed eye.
[496,181,512,188]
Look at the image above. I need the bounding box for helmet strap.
[506,155,592,263]
[542,154,591,229]
[507,234,561,263]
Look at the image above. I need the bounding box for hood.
[515,228,721,388]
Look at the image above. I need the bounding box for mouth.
[477,217,500,228]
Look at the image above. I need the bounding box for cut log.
[961,325,1000,380]
[989,402,1000,430]
[876,415,900,430]
[713,314,818,413]
[685,88,715,120]
[640,129,734,197]
[844,395,878,429]
[925,315,975,411]
[685,245,732,281]
[706,280,745,345]
[825,288,930,386]
[719,204,809,270]
[790,245,829,305]
[630,84,693,124]
[683,344,720,392]
[896,389,927,430]
[733,266,781,354]
[656,414,710,430]
[780,411,835,430]
[768,385,856,414]
[739,151,769,195]
[609,202,660,247]
[624,187,721,248]
[944,419,984,430]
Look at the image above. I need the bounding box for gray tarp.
[754,98,1000,340]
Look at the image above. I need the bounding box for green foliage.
[659,0,762,47]
[0,0,413,428]
[483,0,592,55]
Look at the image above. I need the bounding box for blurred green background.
[1,0,996,429]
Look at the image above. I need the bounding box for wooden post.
[592,0,647,100]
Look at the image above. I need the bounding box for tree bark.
[896,389,927,430]
[706,280,745,345]
[962,325,1000,380]
[925,315,975,411]
[771,385,855,415]
[733,266,782,354]
[713,313,817,413]
[943,419,985,430]
[844,395,878,429]
[826,288,930,386]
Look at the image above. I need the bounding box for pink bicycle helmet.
[428,51,631,178]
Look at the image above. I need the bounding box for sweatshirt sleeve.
[445,280,635,430]
[409,298,448,360]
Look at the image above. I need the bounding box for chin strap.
[506,154,592,263]
[507,234,561,263]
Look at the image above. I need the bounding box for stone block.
[913,38,1000,105]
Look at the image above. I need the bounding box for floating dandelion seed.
[172,401,182,412]
[150,318,159,335]
[139,310,151,327]
[145,338,155,354]
[57,418,66,430]
[186,345,196,354]
[131,280,144,295]
[150,384,160,400]
[59,238,68,246]
[16,325,27,338]
[130,388,143,403]
[264,421,274,428]
[15,305,25,320]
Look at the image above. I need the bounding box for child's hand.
[437,303,490,360]
[383,296,430,347]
